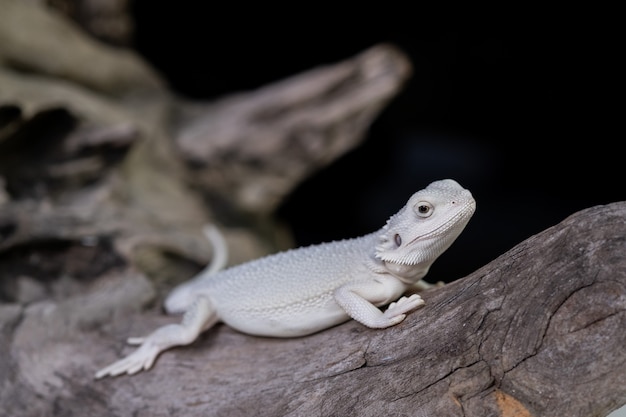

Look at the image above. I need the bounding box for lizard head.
[374,179,476,282]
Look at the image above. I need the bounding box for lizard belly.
[218,296,350,337]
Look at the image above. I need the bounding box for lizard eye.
[414,202,433,218]
[394,233,402,247]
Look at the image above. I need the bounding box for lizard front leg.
[334,275,424,329]
[95,295,218,379]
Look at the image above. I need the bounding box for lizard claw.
[127,336,146,345]
[383,294,424,319]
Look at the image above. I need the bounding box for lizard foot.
[95,296,217,379]
[94,323,184,379]
[383,294,424,320]
[95,339,161,379]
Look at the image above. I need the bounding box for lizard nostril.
[394,234,402,247]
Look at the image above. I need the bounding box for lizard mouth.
[383,260,427,280]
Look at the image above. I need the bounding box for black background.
[130,4,623,283]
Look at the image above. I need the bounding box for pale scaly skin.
[95,179,476,378]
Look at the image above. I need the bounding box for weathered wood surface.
[1,202,624,417]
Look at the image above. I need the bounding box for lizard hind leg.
[95,295,218,379]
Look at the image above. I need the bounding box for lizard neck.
[364,231,430,285]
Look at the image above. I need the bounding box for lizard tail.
[202,224,228,275]
[163,225,228,314]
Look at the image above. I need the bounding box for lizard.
[95,179,476,378]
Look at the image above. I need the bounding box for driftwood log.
[0,203,624,417]
[1,2,625,416]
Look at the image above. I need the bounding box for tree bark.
[0,202,624,417]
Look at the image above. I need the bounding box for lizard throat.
[383,260,429,282]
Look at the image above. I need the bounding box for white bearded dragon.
[95,179,475,378]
